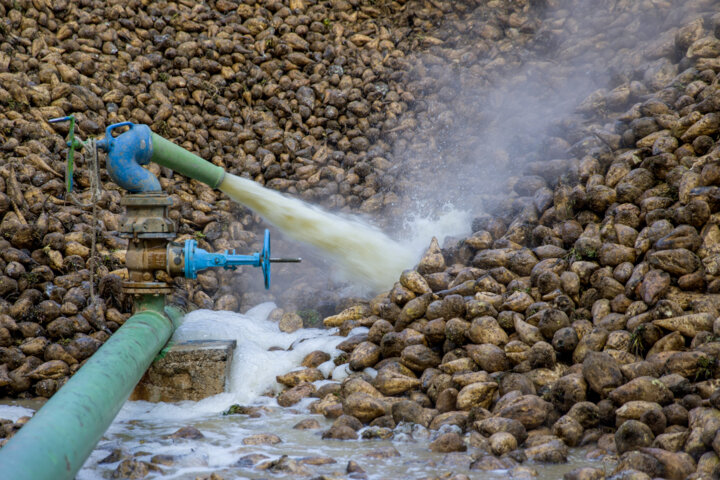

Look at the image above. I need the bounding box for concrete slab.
[130,340,236,402]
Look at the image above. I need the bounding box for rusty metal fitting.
[166,243,185,277]
[120,193,175,239]
[120,193,176,295]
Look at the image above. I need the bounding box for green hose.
[150,133,225,188]
[0,295,181,480]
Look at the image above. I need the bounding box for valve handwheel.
[261,229,271,290]
[181,228,300,289]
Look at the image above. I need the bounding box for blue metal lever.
[183,229,300,290]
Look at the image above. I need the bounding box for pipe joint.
[97,122,161,193]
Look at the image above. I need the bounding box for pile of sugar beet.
[2,0,720,478]
[268,3,720,480]
[0,0,507,403]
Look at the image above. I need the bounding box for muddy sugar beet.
[2,0,720,478]
[269,2,720,478]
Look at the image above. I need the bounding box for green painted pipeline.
[0,296,183,480]
[150,133,225,188]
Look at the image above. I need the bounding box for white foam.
[332,363,351,381]
[401,204,473,254]
[171,303,347,406]
[0,405,34,422]
[103,305,347,424]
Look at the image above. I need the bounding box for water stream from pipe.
[219,174,420,291]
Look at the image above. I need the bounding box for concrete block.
[131,340,235,402]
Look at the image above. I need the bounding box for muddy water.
[2,307,611,479]
[75,405,609,480]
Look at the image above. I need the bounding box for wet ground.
[1,305,611,480]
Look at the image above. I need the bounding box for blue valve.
[183,229,300,290]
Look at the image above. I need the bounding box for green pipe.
[150,133,225,188]
[0,295,182,480]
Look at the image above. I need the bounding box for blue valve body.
[184,230,272,289]
[96,123,161,193]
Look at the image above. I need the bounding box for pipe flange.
[120,193,173,207]
[122,281,173,295]
[119,231,176,240]
[120,192,176,237]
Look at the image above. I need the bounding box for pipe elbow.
[99,123,161,193]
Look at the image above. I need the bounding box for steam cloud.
[389,0,712,228]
